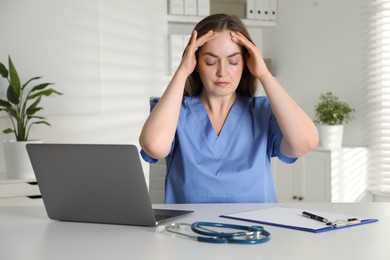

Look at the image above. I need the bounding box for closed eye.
[206,62,216,66]
[229,59,240,66]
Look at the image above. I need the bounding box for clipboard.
[220,206,379,233]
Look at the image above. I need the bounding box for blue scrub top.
[141,95,297,203]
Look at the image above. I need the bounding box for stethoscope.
[157,221,271,244]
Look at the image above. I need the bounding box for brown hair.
[184,13,258,97]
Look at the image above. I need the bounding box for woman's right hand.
[177,30,216,76]
[139,31,215,160]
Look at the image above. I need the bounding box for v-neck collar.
[187,95,249,154]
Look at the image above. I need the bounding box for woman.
[139,14,318,203]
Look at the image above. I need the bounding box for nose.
[216,61,227,77]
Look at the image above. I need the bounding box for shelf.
[0,174,36,184]
[243,19,276,27]
[168,15,205,24]
[167,15,276,27]
[0,181,40,198]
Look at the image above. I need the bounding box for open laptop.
[26,143,193,226]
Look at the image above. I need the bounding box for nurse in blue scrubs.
[139,14,318,203]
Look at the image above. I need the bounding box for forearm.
[140,30,217,159]
[139,69,188,159]
[259,72,318,157]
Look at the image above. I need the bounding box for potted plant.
[0,56,62,179]
[314,91,355,149]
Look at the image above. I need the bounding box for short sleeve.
[140,149,158,163]
[149,97,159,112]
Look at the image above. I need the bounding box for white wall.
[262,0,366,147]
[0,0,169,175]
[0,0,367,177]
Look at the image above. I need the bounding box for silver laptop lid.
[27,144,159,226]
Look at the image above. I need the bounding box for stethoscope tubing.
[164,222,271,244]
[191,222,260,237]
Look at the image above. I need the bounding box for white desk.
[0,203,388,260]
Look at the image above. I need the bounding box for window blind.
[367,0,390,194]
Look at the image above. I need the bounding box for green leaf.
[28,115,46,120]
[0,99,12,109]
[25,95,41,114]
[314,92,355,125]
[7,84,19,104]
[27,106,43,116]
[1,56,62,140]
[28,88,62,100]
[22,76,42,90]
[3,128,14,134]
[8,56,21,97]
[29,82,54,92]
[0,62,8,78]
[30,121,51,127]
[6,106,17,118]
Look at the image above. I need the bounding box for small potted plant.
[314,91,355,149]
[0,56,62,179]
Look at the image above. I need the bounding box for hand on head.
[230,31,269,80]
[179,29,269,81]
[179,30,217,76]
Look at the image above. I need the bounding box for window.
[367,0,390,195]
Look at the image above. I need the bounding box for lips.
[215,81,229,87]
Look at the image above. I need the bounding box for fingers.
[184,30,215,56]
[230,31,268,79]
[179,30,216,75]
[230,31,255,50]
[196,30,216,48]
[187,30,215,51]
[231,31,265,60]
[188,30,198,46]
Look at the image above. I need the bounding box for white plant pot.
[2,140,42,180]
[318,125,344,150]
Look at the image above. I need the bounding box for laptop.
[26,143,193,226]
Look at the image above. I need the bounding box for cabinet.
[272,147,368,202]
[167,1,276,75]
[167,14,276,27]
[149,160,166,204]
[0,174,42,205]
[167,0,277,29]
[149,147,368,203]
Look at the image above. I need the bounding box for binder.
[269,0,277,21]
[246,0,255,20]
[255,0,270,21]
[169,0,184,15]
[220,206,379,233]
[184,0,197,16]
[197,0,210,16]
[168,34,190,75]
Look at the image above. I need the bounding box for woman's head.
[184,14,258,97]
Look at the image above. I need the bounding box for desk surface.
[0,203,388,260]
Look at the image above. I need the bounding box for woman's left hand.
[231,31,318,157]
[230,31,269,80]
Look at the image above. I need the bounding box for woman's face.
[197,30,245,98]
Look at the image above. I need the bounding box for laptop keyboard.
[154,214,174,221]
[153,209,180,221]
[153,208,194,222]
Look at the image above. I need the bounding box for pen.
[302,211,329,224]
[332,219,361,228]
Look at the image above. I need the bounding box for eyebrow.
[203,52,242,58]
